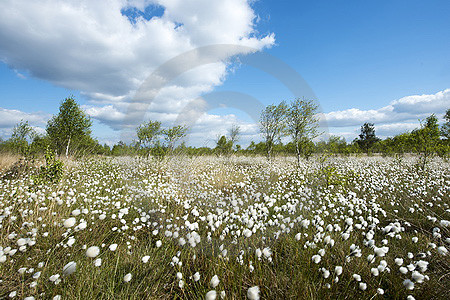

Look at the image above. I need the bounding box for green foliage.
[286,98,321,163]
[9,120,36,155]
[411,114,441,170]
[137,121,161,148]
[259,101,288,159]
[441,109,450,139]
[111,141,139,156]
[162,125,188,153]
[151,141,168,161]
[32,147,64,185]
[315,154,350,188]
[355,122,380,153]
[215,135,232,156]
[46,96,92,157]
[29,135,51,156]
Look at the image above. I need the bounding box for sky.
[0,0,449,147]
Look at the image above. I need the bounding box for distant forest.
[1,97,449,158]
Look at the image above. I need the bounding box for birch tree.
[259,101,287,159]
[286,98,321,164]
[46,97,92,157]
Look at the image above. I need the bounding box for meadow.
[0,155,448,299]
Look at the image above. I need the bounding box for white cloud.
[325,89,449,128]
[0,108,49,129]
[324,89,449,141]
[0,107,49,140]
[391,89,450,114]
[0,0,274,142]
[3,1,445,146]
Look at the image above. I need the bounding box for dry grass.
[0,153,20,172]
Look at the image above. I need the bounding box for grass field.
[0,155,449,299]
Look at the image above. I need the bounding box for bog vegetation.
[0,97,449,299]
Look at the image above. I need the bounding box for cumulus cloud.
[0,107,49,140]
[391,89,450,114]
[0,0,274,144]
[324,89,449,140]
[0,108,49,129]
[325,89,449,128]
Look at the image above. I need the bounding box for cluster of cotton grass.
[0,155,448,299]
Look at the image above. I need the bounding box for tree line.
[1,96,449,159]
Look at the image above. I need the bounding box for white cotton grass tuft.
[403,279,414,290]
[311,255,321,264]
[86,246,100,258]
[67,237,76,247]
[193,272,201,282]
[109,244,118,251]
[210,275,220,288]
[123,273,132,282]
[411,271,425,283]
[205,290,217,300]
[437,246,448,255]
[142,256,150,263]
[335,266,343,276]
[247,286,260,300]
[62,261,76,276]
[94,258,102,267]
[64,217,76,228]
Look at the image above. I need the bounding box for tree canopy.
[286,98,321,163]
[46,97,92,157]
[259,101,287,159]
[355,123,380,153]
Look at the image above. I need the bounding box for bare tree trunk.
[65,136,71,158]
[267,141,272,161]
[295,141,300,166]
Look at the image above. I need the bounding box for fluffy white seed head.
[86,246,100,258]
[247,286,260,300]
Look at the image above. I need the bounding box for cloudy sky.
[0,0,449,147]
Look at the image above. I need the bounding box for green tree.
[10,120,36,155]
[327,135,347,155]
[228,124,241,151]
[215,135,232,156]
[356,123,380,154]
[162,125,188,153]
[286,99,321,163]
[46,97,92,157]
[391,132,412,154]
[411,114,440,170]
[441,109,450,139]
[137,120,161,155]
[259,102,287,159]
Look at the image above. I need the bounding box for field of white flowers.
[0,155,449,299]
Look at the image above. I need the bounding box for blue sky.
[0,0,449,146]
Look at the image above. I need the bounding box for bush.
[32,147,64,185]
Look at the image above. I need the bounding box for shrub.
[32,147,64,185]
